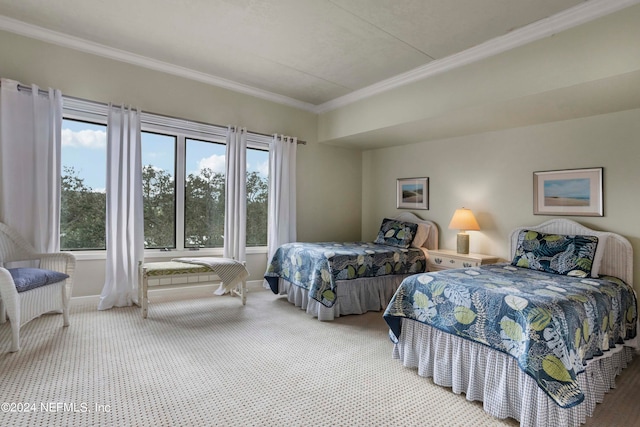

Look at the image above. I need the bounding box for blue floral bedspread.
[383,264,638,408]
[264,242,427,307]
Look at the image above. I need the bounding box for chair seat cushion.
[7,268,69,293]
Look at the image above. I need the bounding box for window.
[141,132,177,249]
[60,99,270,253]
[140,124,270,252]
[246,147,269,247]
[184,138,226,248]
[60,118,107,250]
[140,122,231,253]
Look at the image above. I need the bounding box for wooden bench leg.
[241,280,247,305]
[230,280,247,305]
[138,262,147,319]
[142,275,148,319]
[230,260,247,305]
[138,263,149,319]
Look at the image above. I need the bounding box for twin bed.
[265,216,637,426]
[384,218,637,426]
[264,212,437,321]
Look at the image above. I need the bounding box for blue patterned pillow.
[7,268,69,293]
[374,218,418,248]
[511,230,598,278]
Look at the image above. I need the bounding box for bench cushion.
[142,261,211,277]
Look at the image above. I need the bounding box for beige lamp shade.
[448,208,480,231]
[448,208,480,254]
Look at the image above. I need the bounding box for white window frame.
[61,101,108,260]
[62,97,270,260]
[141,122,228,257]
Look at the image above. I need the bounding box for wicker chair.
[0,222,75,352]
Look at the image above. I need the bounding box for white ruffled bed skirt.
[393,318,635,427]
[273,275,411,321]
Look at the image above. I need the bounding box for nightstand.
[427,249,499,271]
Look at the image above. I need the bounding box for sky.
[543,178,590,199]
[61,119,269,191]
[401,183,422,193]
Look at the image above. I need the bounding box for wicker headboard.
[509,219,633,286]
[393,212,439,251]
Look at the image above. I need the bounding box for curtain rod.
[10,83,306,145]
[250,129,307,145]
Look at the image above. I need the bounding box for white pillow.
[411,223,431,248]
[590,232,610,278]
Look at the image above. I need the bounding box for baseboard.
[70,279,267,307]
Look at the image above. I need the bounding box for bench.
[138,259,248,318]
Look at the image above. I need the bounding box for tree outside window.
[60,117,269,251]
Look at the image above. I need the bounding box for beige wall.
[0,30,362,297]
[3,10,639,298]
[318,4,640,149]
[362,108,640,290]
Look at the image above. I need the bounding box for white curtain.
[98,104,144,310]
[223,126,247,262]
[266,134,297,263]
[0,78,62,252]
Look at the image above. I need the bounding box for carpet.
[0,288,636,426]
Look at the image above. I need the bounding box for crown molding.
[314,0,640,114]
[0,15,318,113]
[2,0,639,115]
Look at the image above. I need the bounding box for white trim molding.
[314,0,640,113]
[2,0,639,114]
[0,15,317,113]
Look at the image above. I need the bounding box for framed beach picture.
[397,177,429,210]
[533,168,603,216]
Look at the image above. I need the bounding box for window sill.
[71,246,267,261]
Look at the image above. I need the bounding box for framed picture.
[397,177,429,210]
[533,167,603,216]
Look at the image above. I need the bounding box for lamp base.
[456,232,469,254]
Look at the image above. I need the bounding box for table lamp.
[448,208,480,254]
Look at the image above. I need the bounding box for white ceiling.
[0,0,596,110]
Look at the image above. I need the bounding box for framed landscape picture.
[533,167,603,216]
[397,177,429,210]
